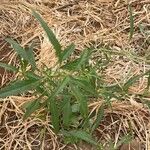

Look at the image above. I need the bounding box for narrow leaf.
[61,58,80,70]
[47,76,70,133]
[61,43,75,62]
[61,49,91,70]
[123,73,145,91]
[0,79,40,98]
[51,76,70,99]
[116,134,132,148]
[25,71,41,80]
[23,99,40,120]
[62,130,98,146]
[70,84,88,118]
[0,62,18,72]
[26,43,36,70]
[71,77,97,95]
[76,49,91,69]
[6,38,28,61]
[91,104,104,132]
[32,10,62,62]
[62,97,72,128]
[49,98,60,133]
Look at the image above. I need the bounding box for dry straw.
[0,0,150,149]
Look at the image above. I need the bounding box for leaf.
[47,76,70,133]
[76,49,91,69]
[6,38,28,61]
[25,71,41,80]
[32,10,62,62]
[0,79,40,98]
[71,77,97,95]
[0,62,18,72]
[128,4,134,40]
[26,43,36,70]
[104,84,123,93]
[62,96,72,128]
[61,49,91,70]
[49,98,60,133]
[91,104,104,132]
[61,130,98,146]
[123,70,150,92]
[23,99,40,120]
[70,84,88,118]
[116,134,132,148]
[51,76,70,99]
[61,58,80,70]
[61,43,75,62]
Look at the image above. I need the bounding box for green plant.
[0,10,102,146]
[0,10,149,148]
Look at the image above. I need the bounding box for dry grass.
[0,0,150,149]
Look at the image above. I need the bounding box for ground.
[0,0,150,149]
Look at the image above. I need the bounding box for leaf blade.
[0,62,18,72]
[61,43,75,62]
[62,130,98,146]
[32,10,62,62]
[26,43,36,70]
[6,38,28,61]
[23,99,40,120]
[70,84,88,118]
[51,76,70,99]
[62,97,72,128]
[91,104,104,132]
[49,98,60,133]
[0,79,40,98]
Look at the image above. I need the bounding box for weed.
[0,10,149,148]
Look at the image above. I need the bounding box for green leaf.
[61,43,75,62]
[25,71,41,80]
[104,84,123,93]
[76,49,91,69]
[0,79,40,98]
[26,43,36,70]
[123,76,138,91]
[116,134,133,149]
[23,99,40,120]
[91,104,104,132]
[71,77,97,95]
[47,76,70,133]
[70,84,88,118]
[49,98,60,133]
[123,73,145,91]
[62,130,98,146]
[62,96,72,128]
[61,58,80,70]
[61,49,91,70]
[128,4,134,40]
[0,62,18,72]
[51,76,70,99]
[32,10,62,62]
[6,38,28,61]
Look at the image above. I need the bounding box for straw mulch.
[0,0,150,149]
